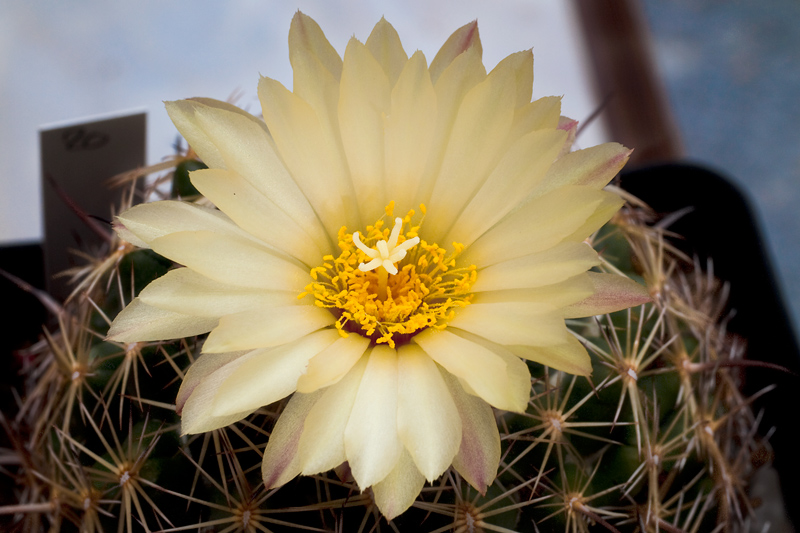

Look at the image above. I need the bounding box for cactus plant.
[1,13,783,533]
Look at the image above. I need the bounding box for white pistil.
[353,218,420,275]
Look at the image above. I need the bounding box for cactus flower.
[107,12,649,519]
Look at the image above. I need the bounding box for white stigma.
[353,218,420,275]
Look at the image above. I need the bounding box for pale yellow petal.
[536,143,633,197]
[508,334,592,375]
[415,45,486,206]
[298,355,368,475]
[149,231,307,291]
[385,51,436,214]
[179,352,255,435]
[445,129,567,246]
[564,192,625,243]
[413,329,523,412]
[138,268,297,318]
[491,49,532,108]
[344,346,402,489]
[339,37,391,224]
[189,97,269,126]
[184,104,331,255]
[365,17,407,87]
[114,224,147,248]
[289,11,342,142]
[165,98,266,169]
[429,20,482,85]
[211,329,340,417]
[564,272,652,318]
[508,96,562,143]
[372,448,426,521]
[558,116,579,156]
[296,335,371,393]
[459,186,605,266]
[450,329,532,412]
[441,371,500,493]
[472,274,595,307]
[262,390,324,489]
[471,242,599,292]
[448,302,568,347]
[289,12,342,81]
[425,63,516,241]
[182,408,252,436]
[176,350,249,415]
[396,344,461,481]
[115,200,248,249]
[203,305,334,353]
[107,297,218,343]
[258,76,357,235]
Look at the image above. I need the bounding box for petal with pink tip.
[262,391,324,490]
[441,371,500,493]
[176,350,250,415]
[372,448,426,521]
[537,142,632,196]
[429,20,482,84]
[179,352,256,435]
[564,272,651,318]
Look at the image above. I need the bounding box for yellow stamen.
[304,206,476,348]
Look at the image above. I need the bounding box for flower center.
[303,204,476,348]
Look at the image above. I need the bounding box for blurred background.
[1,0,798,336]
